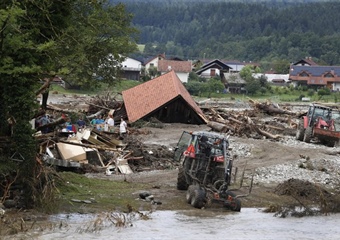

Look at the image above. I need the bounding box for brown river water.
[5,208,340,240]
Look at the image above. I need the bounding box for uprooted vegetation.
[264,178,340,217]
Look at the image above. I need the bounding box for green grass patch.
[137,44,145,52]
[113,80,140,92]
[50,80,141,97]
[55,172,149,213]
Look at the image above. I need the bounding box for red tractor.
[296,103,340,147]
[173,131,249,211]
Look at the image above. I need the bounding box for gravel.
[230,135,340,190]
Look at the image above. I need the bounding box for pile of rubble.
[34,93,179,175]
[201,99,303,140]
[35,95,312,176]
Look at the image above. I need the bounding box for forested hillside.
[111,0,340,69]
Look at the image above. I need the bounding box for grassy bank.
[49,80,140,96]
[53,172,151,214]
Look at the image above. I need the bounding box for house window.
[150,63,154,67]
[299,72,309,77]
[210,69,216,76]
[311,79,315,83]
[324,73,334,78]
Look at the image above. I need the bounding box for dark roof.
[122,70,206,123]
[169,57,185,61]
[292,58,318,66]
[196,59,231,75]
[290,65,340,77]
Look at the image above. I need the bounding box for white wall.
[200,69,221,78]
[333,82,340,92]
[121,57,142,71]
[253,73,289,82]
[160,71,189,83]
[176,72,189,83]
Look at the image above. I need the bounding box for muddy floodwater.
[7,208,340,240]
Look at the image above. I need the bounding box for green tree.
[245,79,261,95]
[257,74,268,88]
[146,66,159,80]
[239,65,254,81]
[273,59,290,74]
[0,0,138,209]
[318,87,331,96]
[204,78,225,93]
[240,65,261,95]
[184,81,204,96]
[51,1,139,89]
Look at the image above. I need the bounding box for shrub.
[318,88,331,96]
[307,89,315,96]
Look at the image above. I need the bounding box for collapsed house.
[122,70,207,124]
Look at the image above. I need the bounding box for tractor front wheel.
[177,155,190,190]
[303,127,313,143]
[296,119,305,141]
[177,166,188,190]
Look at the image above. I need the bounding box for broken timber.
[58,140,125,152]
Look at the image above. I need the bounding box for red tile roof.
[122,70,205,123]
[158,59,192,73]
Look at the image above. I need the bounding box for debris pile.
[202,99,302,140]
[34,93,179,176]
[272,178,340,217]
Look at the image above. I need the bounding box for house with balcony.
[120,56,142,80]
[196,59,239,79]
[289,65,340,91]
[289,58,340,91]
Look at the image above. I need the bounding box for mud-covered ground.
[88,121,340,215]
[45,94,340,213]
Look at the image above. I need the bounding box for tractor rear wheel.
[191,188,206,209]
[296,119,305,141]
[303,127,313,143]
[186,185,200,203]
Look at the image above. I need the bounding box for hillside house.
[196,59,257,79]
[120,56,142,80]
[289,65,340,91]
[292,57,318,66]
[289,57,340,91]
[196,59,232,78]
[157,59,192,83]
[144,54,166,74]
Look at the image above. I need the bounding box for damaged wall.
[141,97,206,124]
